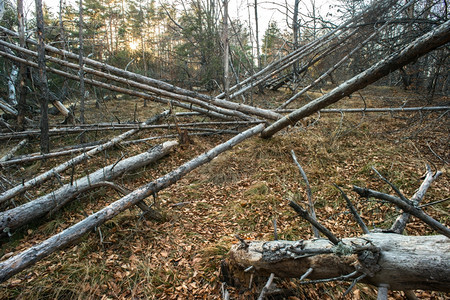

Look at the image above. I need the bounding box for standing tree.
[222,0,230,99]
[78,0,86,140]
[16,0,27,131]
[35,0,50,153]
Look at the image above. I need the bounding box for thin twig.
[353,186,450,238]
[342,274,367,298]
[371,167,412,205]
[419,197,449,208]
[257,273,275,300]
[299,267,314,281]
[273,218,278,240]
[289,200,340,245]
[299,270,358,284]
[290,150,320,238]
[334,184,370,234]
[426,141,448,164]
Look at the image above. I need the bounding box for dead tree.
[0,26,279,121]
[0,140,178,234]
[261,20,450,138]
[0,42,251,121]
[34,0,50,153]
[224,166,450,297]
[0,124,265,283]
[277,0,416,109]
[0,110,170,204]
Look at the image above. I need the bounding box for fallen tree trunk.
[0,110,170,204]
[261,20,450,138]
[277,0,414,109]
[0,27,279,121]
[0,120,257,140]
[0,49,238,121]
[0,40,255,121]
[0,123,265,283]
[217,0,397,99]
[0,139,27,162]
[275,106,450,114]
[0,140,178,233]
[225,233,450,292]
[0,145,97,167]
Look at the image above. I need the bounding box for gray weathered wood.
[0,124,264,283]
[0,139,27,162]
[390,166,441,233]
[353,186,450,238]
[0,140,178,232]
[261,20,450,138]
[227,233,450,292]
[0,110,170,204]
[0,27,279,121]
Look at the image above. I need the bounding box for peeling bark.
[226,234,450,292]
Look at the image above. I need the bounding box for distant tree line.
[0,0,448,105]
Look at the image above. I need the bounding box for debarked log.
[0,124,265,283]
[0,140,178,233]
[226,233,450,292]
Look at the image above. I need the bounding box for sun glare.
[129,41,138,51]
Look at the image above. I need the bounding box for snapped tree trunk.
[0,140,178,233]
[225,233,450,292]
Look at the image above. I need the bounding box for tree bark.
[223,0,230,100]
[35,0,50,154]
[78,0,85,134]
[0,110,170,204]
[0,26,279,121]
[0,43,247,121]
[0,140,178,233]
[0,124,264,283]
[226,233,450,292]
[261,20,450,138]
[0,139,27,162]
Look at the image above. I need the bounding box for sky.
[39,0,340,46]
[41,0,340,29]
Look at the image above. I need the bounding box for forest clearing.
[0,0,449,298]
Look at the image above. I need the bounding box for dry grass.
[0,86,449,299]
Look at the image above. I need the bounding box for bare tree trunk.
[7,65,18,106]
[223,0,230,100]
[0,47,236,121]
[254,0,261,70]
[0,26,279,121]
[58,0,68,102]
[16,0,27,131]
[0,124,265,283]
[35,0,50,153]
[261,20,450,138]
[0,140,178,233]
[0,110,170,204]
[292,0,300,77]
[0,139,28,162]
[225,234,450,292]
[78,0,85,136]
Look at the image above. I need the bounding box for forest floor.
[0,86,449,299]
